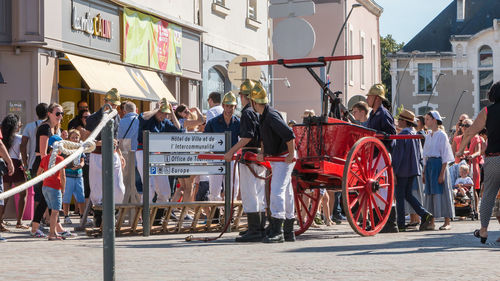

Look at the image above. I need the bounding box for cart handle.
[240,55,363,67]
[375,134,424,140]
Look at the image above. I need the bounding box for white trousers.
[89,152,125,205]
[208,161,239,201]
[239,163,267,213]
[269,154,295,219]
[135,150,171,203]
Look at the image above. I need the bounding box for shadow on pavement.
[286,231,500,255]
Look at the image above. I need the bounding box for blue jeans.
[332,192,342,217]
[63,176,85,204]
[395,176,428,228]
[42,186,62,211]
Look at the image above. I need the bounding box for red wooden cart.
[291,117,395,236]
[200,55,420,237]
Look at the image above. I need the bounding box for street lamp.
[393,50,419,114]
[448,90,469,132]
[424,72,446,109]
[326,3,363,74]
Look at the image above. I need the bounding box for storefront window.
[203,67,225,111]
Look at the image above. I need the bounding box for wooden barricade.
[85,201,246,237]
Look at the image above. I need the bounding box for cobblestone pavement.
[1,218,499,281]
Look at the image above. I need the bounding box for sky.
[375,0,454,44]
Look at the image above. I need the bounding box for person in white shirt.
[205,92,224,121]
[422,111,455,230]
[20,103,48,176]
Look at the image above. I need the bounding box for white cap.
[429,110,444,123]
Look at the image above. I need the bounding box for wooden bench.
[85,201,246,237]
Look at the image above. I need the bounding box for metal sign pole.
[143,131,151,237]
[102,119,115,281]
[224,131,231,232]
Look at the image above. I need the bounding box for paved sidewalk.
[1,218,499,280]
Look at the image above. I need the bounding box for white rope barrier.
[0,108,117,201]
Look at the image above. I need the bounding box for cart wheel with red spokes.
[342,137,394,236]
[292,176,321,236]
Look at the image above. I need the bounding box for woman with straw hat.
[393,109,434,232]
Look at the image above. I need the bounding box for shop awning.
[66,54,176,103]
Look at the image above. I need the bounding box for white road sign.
[149,165,226,176]
[149,153,224,164]
[149,133,225,153]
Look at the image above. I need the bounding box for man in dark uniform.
[250,82,296,243]
[85,88,125,227]
[366,83,398,233]
[205,92,240,202]
[224,79,267,242]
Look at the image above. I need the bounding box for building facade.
[272,0,383,122]
[199,0,271,112]
[0,0,271,123]
[390,0,500,130]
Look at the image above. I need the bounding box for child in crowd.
[37,135,75,240]
[62,130,85,225]
[61,130,68,140]
[454,164,473,199]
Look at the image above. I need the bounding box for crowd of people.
[0,79,499,244]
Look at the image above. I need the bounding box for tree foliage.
[380,34,404,103]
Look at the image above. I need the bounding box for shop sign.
[6,100,26,125]
[72,5,112,39]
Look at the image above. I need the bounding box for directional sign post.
[143,131,232,235]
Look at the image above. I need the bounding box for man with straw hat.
[135,98,181,206]
[224,80,267,242]
[250,83,296,243]
[392,108,434,232]
[85,88,126,227]
[204,92,241,204]
[365,83,398,233]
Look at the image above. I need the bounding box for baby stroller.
[449,160,477,220]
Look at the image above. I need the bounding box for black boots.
[262,217,284,243]
[235,213,263,242]
[283,218,296,242]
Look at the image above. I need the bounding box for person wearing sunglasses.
[29,103,64,238]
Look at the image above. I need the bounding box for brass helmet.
[222,91,238,105]
[366,83,387,101]
[249,82,268,104]
[240,79,256,96]
[159,98,172,113]
[104,88,121,106]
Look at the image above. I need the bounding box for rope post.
[142,131,150,237]
[224,131,231,232]
[102,119,115,281]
